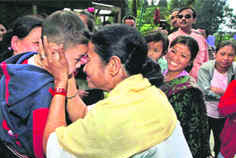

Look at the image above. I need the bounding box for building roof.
[92,0,127,8]
[0,0,127,27]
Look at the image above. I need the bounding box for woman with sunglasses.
[168,7,209,81]
[160,36,211,158]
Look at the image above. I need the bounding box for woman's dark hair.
[170,36,199,72]
[144,31,169,56]
[91,24,163,87]
[0,15,43,62]
[216,40,236,55]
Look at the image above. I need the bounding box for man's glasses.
[177,14,192,19]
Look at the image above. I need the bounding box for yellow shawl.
[56,74,177,158]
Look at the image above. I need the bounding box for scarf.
[56,74,177,158]
[160,75,197,98]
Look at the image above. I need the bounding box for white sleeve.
[87,104,96,111]
[47,132,77,158]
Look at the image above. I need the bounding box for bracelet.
[49,88,67,96]
[67,90,79,99]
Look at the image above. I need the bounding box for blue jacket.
[0,52,54,158]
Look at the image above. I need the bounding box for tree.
[159,0,168,7]
[168,0,195,10]
[214,5,236,45]
[221,6,236,32]
[134,0,170,34]
[128,0,236,36]
[132,0,137,17]
[193,0,227,35]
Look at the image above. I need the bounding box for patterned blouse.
[160,75,211,158]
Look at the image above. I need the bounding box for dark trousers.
[0,141,33,158]
[208,117,226,158]
[0,141,19,158]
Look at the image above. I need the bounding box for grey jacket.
[197,60,236,101]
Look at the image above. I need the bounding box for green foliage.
[95,16,103,26]
[135,0,169,35]
[159,0,168,7]
[169,0,195,10]
[136,2,158,34]
[128,0,236,36]
[127,0,133,15]
[139,24,155,34]
[214,32,235,46]
[222,6,236,31]
[193,0,226,35]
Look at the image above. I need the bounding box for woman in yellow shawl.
[40,16,192,158]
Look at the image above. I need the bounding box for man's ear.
[193,17,197,24]
[108,56,122,77]
[11,35,19,52]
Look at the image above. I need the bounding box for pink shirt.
[206,69,228,118]
[168,29,209,81]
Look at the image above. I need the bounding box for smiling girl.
[160,36,211,158]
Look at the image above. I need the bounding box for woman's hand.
[78,90,89,98]
[211,86,225,96]
[39,36,68,86]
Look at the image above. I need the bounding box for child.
[144,31,169,73]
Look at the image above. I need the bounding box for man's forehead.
[179,9,193,15]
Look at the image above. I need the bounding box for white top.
[27,55,35,65]
[46,122,192,158]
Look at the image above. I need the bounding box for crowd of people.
[0,5,235,158]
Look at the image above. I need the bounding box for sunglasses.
[177,14,192,19]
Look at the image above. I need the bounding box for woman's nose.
[170,53,179,61]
